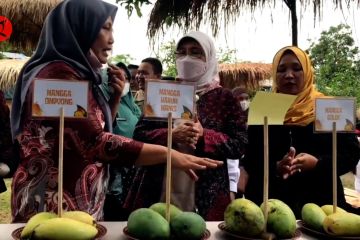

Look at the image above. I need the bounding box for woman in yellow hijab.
[243,46,360,218]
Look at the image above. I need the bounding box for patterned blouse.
[11,61,143,222]
[124,87,248,220]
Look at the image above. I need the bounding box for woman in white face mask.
[125,31,248,221]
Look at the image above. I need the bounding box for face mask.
[121,82,130,97]
[176,56,206,81]
[240,100,250,111]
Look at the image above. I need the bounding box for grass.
[0,173,356,223]
[0,178,12,223]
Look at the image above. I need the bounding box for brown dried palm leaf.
[147,0,360,40]
[219,62,272,90]
[0,59,27,91]
[0,0,62,52]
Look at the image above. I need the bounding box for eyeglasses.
[175,47,205,59]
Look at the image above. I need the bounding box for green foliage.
[156,40,177,77]
[217,47,238,64]
[109,54,134,66]
[115,0,152,17]
[308,24,360,104]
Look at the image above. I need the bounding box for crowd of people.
[1,0,360,223]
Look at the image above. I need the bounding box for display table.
[0,221,316,240]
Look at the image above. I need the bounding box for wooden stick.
[165,112,173,222]
[263,116,269,232]
[332,121,337,213]
[58,107,64,217]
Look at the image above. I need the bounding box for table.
[0,221,316,240]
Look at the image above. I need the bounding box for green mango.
[261,199,296,239]
[127,208,170,239]
[149,202,182,221]
[321,204,347,215]
[21,212,57,238]
[301,203,327,231]
[224,198,265,237]
[170,212,206,240]
[33,217,98,240]
[323,212,360,236]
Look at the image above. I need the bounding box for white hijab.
[176,31,220,94]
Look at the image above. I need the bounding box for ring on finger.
[298,168,301,173]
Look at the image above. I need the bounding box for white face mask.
[176,56,206,81]
[240,100,250,111]
[121,82,130,97]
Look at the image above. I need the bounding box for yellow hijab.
[272,46,324,126]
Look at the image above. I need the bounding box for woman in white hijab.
[126,31,248,221]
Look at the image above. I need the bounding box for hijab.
[11,0,117,139]
[176,31,221,95]
[272,46,324,126]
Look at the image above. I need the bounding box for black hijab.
[11,0,117,139]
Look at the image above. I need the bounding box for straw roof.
[0,59,27,91]
[219,62,272,90]
[0,0,62,52]
[147,0,360,39]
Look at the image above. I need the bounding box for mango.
[127,208,170,239]
[170,212,206,240]
[224,198,265,237]
[321,204,347,215]
[33,217,98,240]
[301,203,326,231]
[21,212,57,238]
[149,202,183,221]
[323,212,360,236]
[261,199,296,239]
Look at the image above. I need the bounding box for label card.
[248,91,297,125]
[315,97,356,132]
[32,79,88,118]
[144,79,196,119]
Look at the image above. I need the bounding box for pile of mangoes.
[302,203,360,237]
[127,202,206,240]
[224,198,297,239]
[20,211,98,239]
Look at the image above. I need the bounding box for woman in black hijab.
[10,0,222,222]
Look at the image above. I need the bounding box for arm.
[195,89,247,159]
[133,117,169,146]
[0,92,19,177]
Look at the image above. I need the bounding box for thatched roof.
[219,62,272,90]
[0,0,62,52]
[0,59,27,91]
[147,0,360,39]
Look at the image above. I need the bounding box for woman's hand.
[289,153,318,174]
[108,63,125,100]
[276,147,296,179]
[171,149,223,181]
[172,120,200,149]
[107,63,125,119]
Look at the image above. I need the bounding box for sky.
[106,0,360,65]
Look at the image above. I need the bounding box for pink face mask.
[176,56,206,82]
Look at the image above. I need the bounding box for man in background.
[134,57,163,112]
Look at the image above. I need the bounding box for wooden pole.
[332,122,337,213]
[263,116,269,232]
[58,107,64,217]
[165,112,173,222]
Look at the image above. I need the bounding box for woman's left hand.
[107,63,125,101]
[289,153,318,175]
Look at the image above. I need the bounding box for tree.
[155,40,177,77]
[308,24,360,103]
[109,53,135,65]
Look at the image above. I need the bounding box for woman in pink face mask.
[125,31,248,221]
